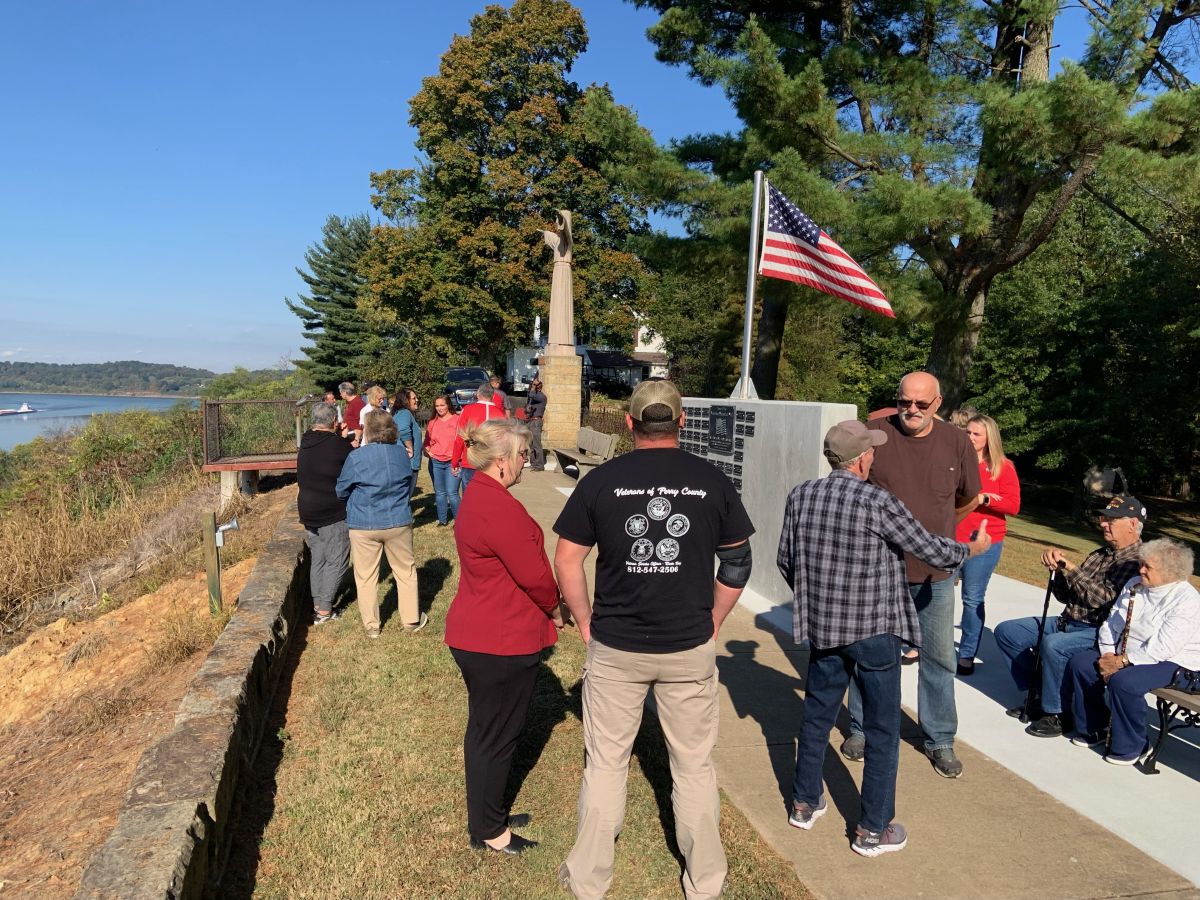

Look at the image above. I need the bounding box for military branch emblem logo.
[625,514,649,537]
[630,538,655,562]
[647,497,672,520]
[666,514,690,537]
[656,538,680,562]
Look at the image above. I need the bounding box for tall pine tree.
[631,0,1200,406]
[286,214,374,390]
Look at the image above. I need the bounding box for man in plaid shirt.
[994,494,1146,738]
[777,420,992,857]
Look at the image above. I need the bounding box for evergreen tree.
[630,0,1200,406]
[286,214,374,390]
[360,0,672,367]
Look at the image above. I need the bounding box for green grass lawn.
[996,483,1199,589]
[225,471,808,900]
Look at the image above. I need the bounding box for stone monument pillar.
[539,210,582,449]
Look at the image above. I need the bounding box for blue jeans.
[957,542,1003,660]
[459,467,477,489]
[993,616,1097,714]
[1068,649,1179,757]
[428,458,461,524]
[849,577,957,751]
[795,633,901,834]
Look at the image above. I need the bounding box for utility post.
[203,512,222,615]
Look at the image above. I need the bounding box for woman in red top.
[956,414,1021,676]
[445,418,563,855]
[423,395,461,526]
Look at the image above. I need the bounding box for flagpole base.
[730,377,759,400]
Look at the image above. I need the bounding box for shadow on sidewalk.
[719,628,931,838]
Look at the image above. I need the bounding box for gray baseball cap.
[824,419,887,465]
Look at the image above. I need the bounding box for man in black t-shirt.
[553,381,754,900]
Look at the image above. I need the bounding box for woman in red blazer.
[445,418,563,855]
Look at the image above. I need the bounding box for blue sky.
[0,2,1093,373]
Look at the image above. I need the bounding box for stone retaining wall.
[75,505,308,899]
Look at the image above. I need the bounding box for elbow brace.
[716,543,753,588]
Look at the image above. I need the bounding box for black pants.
[450,647,541,841]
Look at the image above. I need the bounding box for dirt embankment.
[0,479,299,897]
[0,558,257,897]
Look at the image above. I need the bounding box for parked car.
[441,366,490,411]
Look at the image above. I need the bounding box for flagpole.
[732,170,764,400]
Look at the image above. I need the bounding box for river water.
[0,392,196,452]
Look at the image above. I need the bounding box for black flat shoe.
[956,659,975,676]
[471,832,538,855]
[507,813,531,829]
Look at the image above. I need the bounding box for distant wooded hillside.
[0,361,214,395]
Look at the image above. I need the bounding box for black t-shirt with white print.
[553,447,755,653]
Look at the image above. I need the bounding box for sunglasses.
[897,397,936,411]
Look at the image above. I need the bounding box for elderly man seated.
[993,495,1146,738]
[1066,538,1200,764]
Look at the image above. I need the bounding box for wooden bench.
[1143,672,1200,774]
[552,427,619,479]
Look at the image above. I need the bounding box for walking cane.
[1021,561,1065,723]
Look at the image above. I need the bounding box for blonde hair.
[461,419,530,471]
[968,414,1006,481]
[366,385,387,407]
[363,409,398,445]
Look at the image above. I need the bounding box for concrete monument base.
[539,352,582,449]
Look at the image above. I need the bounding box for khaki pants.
[348,526,418,631]
[561,638,724,900]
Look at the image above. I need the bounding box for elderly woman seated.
[1066,538,1200,764]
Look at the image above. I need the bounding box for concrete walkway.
[512,467,1200,899]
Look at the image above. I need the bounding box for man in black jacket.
[297,402,353,624]
[525,377,547,471]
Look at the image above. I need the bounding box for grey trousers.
[528,418,545,470]
[304,520,349,614]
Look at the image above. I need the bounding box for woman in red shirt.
[445,418,563,855]
[956,414,1021,676]
[423,395,461,526]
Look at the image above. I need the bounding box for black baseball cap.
[1100,495,1147,523]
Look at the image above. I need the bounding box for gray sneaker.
[789,795,827,830]
[852,822,908,857]
[403,611,429,633]
[840,733,865,762]
[925,747,963,778]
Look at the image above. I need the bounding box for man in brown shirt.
[843,371,981,778]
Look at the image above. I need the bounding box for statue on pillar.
[537,209,583,448]
[541,210,574,355]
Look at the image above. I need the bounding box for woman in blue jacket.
[336,409,425,638]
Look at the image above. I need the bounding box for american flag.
[758,182,894,318]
